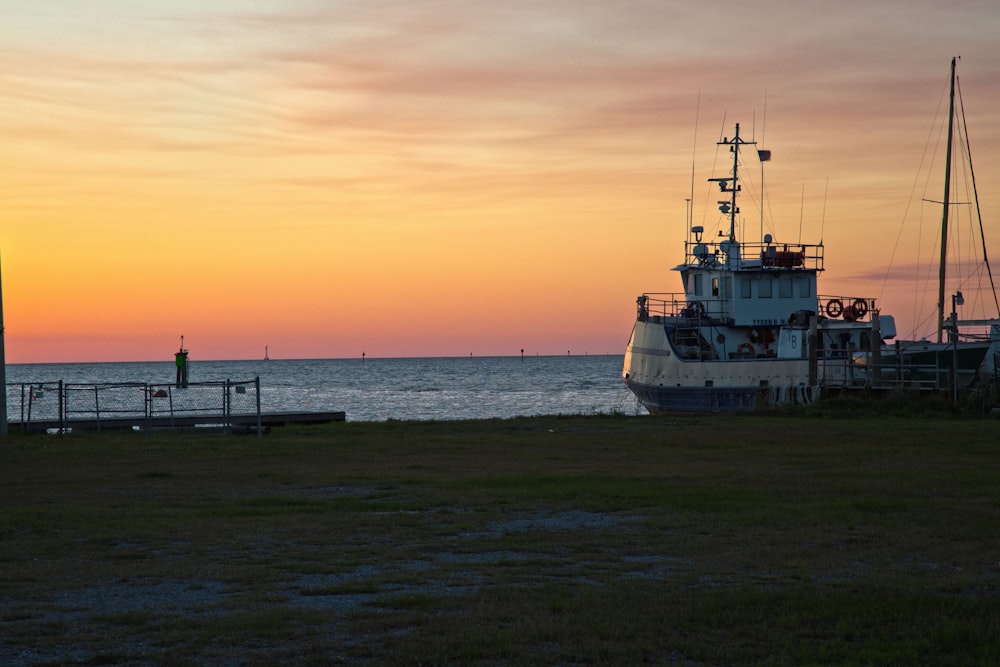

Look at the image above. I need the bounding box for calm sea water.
[5,355,641,422]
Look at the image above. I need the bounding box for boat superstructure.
[622,123,896,412]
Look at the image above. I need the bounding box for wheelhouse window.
[759,277,773,298]
[796,276,812,298]
[779,275,793,298]
[740,278,752,298]
[690,273,703,296]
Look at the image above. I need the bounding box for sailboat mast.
[937,56,958,343]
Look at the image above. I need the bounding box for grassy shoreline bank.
[2,414,998,664]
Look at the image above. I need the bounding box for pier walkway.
[6,377,345,434]
[11,410,345,434]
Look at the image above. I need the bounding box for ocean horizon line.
[7,352,621,367]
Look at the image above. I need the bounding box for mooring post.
[871,311,882,389]
[807,315,818,387]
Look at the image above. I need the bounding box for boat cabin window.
[688,273,703,296]
[796,277,812,298]
[712,278,719,297]
[759,277,773,298]
[779,275,793,298]
[740,278,751,298]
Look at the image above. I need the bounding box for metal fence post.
[255,376,262,437]
[144,384,152,433]
[93,385,101,431]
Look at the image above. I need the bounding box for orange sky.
[2,1,1000,362]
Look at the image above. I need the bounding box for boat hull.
[623,379,818,414]
[624,381,757,413]
[875,340,990,387]
[622,320,820,413]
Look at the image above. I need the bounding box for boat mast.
[726,123,741,242]
[937,56,958,343]
[730,124,739,242]
[713,123,755,246]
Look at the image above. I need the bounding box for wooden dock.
[10,410,346,433]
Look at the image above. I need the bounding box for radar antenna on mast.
[712,123,756,246]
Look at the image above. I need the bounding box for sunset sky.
[2,1,999,362]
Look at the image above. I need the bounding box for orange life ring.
[737,342,755,357]
[825,299,844,318]
[851,298,869,319]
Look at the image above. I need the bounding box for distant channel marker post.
[175,336,189,388]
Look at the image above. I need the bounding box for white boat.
[623,60,1000,413]
[622,122,897,412]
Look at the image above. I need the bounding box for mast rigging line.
[699,113,729,234]
[955,74,1000,316]
[820,177,828,246]
[688,93,701,242]
[877,60,951,339]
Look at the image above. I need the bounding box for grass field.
[1,413,998,665]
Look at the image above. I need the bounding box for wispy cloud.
[2,1,1000,360]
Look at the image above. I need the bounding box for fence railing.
[7,377,262,434]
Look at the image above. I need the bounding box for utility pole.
[0,256,8,436]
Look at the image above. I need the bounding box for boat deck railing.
[817,295,879,323]
[636,293,881,325]
[684,240,825,271]
[636,293,723,321]
[815,356,948,391]
[634,293,965,391]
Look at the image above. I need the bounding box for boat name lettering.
[752,319,781,326]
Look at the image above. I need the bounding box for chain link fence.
[6,377,262,434]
